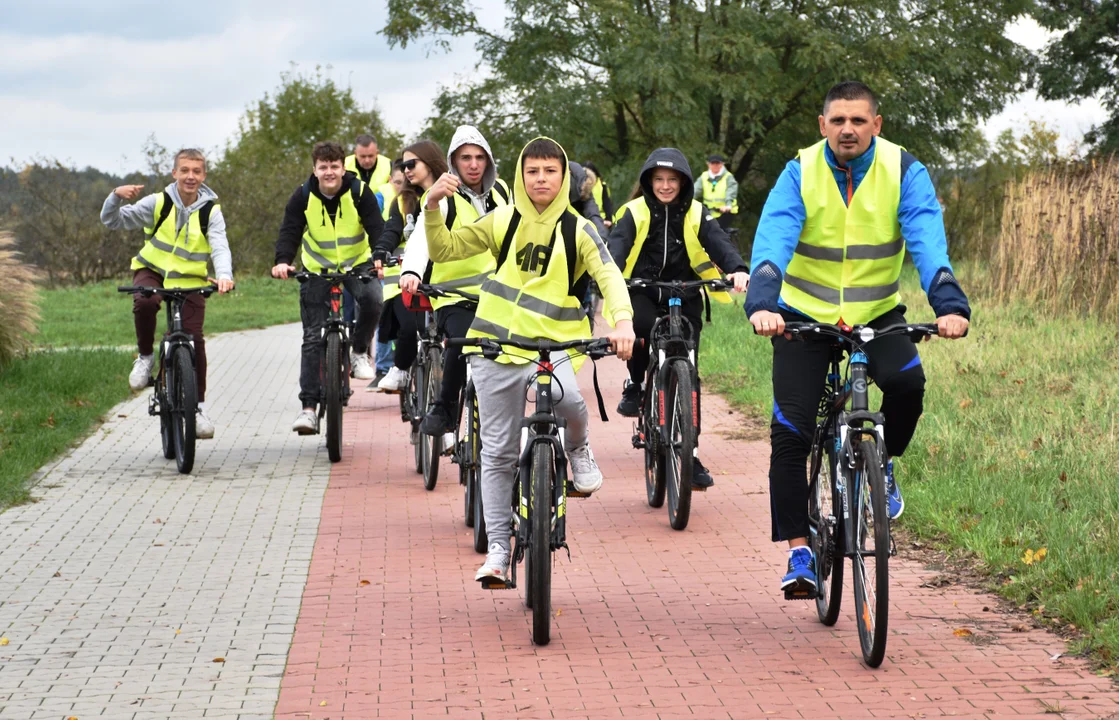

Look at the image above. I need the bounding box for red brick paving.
[276,340,1119,719]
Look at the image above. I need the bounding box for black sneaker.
[420,403,453,436]
[692,458,714,489]
[617,379,642,417]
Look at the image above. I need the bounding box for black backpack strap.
[148,190,174,238]
[496,209,522,268]
[301,179,313,207]
[561,211,578,294]
[493,179,510,204]
[198,201,215,238]
[444,193,457,229]
[350,177,363,204]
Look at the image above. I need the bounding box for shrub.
[0,232,42,365]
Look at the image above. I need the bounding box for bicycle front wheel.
[644,373,666,508]
[464,387,488,552]
[665,360,695,531]
[851,438,890,667]
[325,333,344,463]
[528,442,554,646]
[809,432,844,625]
[158,374,175,460]
[170,345,197,474]
[421,347,442,491]
[411,363,423,474]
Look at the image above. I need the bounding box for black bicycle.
[117,284,218,474]
[448,336,617,646]
[627,277,731,530]
[784,321,940,668]
[289,268,375,463]
[398,285,451,490]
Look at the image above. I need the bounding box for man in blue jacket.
[744,81,970,595]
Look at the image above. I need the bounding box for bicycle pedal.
[631,431,645,449]
[691,485,708,492]
[565,482,591,499]
[479,575,513,590]
[782,580,817,601]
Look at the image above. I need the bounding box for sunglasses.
[400,159,420,171]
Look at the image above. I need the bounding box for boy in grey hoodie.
[101,148,234,439]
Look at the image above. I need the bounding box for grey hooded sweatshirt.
[101,182,233,280]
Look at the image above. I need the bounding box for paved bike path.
[276,334,1119,719]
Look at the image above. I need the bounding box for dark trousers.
[391,296,421,371]
[132,268,208,402]
[436,303,475,414]
[299,263,382,408]
[627,290,704,385]
[768,307,925,541]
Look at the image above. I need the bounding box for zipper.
[660,208,669,303]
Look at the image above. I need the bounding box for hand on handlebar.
[607,319,636,361]
[749,310,785,337]
[726,271,749,293]
[935,313,969,340]
[271,263,297,279]
[210,277,235,294]
[400,273,421,294]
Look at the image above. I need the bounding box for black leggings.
[768,307,926,542]
[627,290,704,385]
[436,303,475,414]
[390,296,420,371]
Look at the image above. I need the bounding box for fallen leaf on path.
[359,580,370,586]
[213,657,225,663]
[319,701,328,706]
[0,637,8,646]
[952,628,973,637]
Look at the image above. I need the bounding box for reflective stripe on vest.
[467,207,588,366]
[345,153,392,189]
[301,180,372,273]
[426,187,507,309]
[700,172,737,217]
[131,191,213,289]
[619,199,731,303]
[781,137,904,325]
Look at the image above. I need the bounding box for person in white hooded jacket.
[398,126,512,435]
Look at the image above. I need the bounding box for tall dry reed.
[989,157,1119,318]
[0,232,42,365]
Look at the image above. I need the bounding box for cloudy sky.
[0,2,1106,173]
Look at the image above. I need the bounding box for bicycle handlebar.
[416,284,479,303]
[447,336,620,359]
[118,284,218,298]
[291,268,377,284]
[626,277,733,293]
[783,321,944,345]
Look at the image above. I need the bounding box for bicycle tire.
[528,442,554,645]
[665,360,695,531]
[466,389,488,552]
[325,333,343,463]
[461,384,474,526]
[158,375,175,460]
[421,347,441,491]
[644,372,666,508]
[170,345,196,474]
[851,438,890,667]
[412,363,423,474]
[810,433,844,626]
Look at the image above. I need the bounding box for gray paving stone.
[0,324,330,717]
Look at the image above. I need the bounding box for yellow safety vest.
[382,195,411,302]
[781,137,904,325]
[618,199,731,303]
[345,153,392,189]
[426,182,509,310]
[591,177,608,215]
[377,181,397,221]
[699,172,738,218]
[468,206,590,366]
[300,179,372,273]
[131,190,213,289]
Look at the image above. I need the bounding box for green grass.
[702,267,1119,670]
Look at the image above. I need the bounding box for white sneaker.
[474,543,510,581]
[568,444,603,494]
[292,409,319,435]
[377,366,409,393]
[195,410,215,439]
[129,354,155,391]
[351,353,376,380]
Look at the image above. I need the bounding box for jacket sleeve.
[693,175,705,201]
[274,187,306,266]
[607,205,637,268]
[424,206,498,263]
[100,191,157,231]
[207,206,233,280]
[579,222,633,326]
[696,209,747,273]
[401,198,445,278]
[580,196,609,237]
[358,183,385,250]
[898,158,971,319]
[726,174,740,212]
[744,159,804,317]
[375,201,405,256]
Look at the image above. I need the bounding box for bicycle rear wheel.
[809,430,844,625]
[421,347,442,491]
[158,374,175,460]
[170,345,197,474]
[528,442,554,645]
[411,363,423,474]
[851,438,890,667]
[325,333,344,463]
[665,360,695,531]
[644,373,666,508]
[464,387,488,552]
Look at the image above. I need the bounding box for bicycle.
[627,277,732,530]
[783,320,941,668]
[117,283,218,474]
[289,268,376,463]
[447,336,618,646]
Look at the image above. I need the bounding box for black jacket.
[608,148,747,287]
[274,172,384,266]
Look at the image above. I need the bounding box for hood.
[567,161,594,204]
[448,125,497,197]
[638,148,694,207]
[167,181,218,213]
[513,137,571,227]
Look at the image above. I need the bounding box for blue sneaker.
[886,459,904,520]
[781,546,817,594]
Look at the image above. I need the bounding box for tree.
[207,67,403,272]
[384,0,1032,232]
[1034,0,1119,155]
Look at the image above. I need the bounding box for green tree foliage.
[1034,0,1119,154]
[207,67,402,272]
[384,0,1032,230]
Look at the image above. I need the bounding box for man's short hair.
[312,141,347,165]
[522,138,565,164]
[354,134,377,148]
[173,148,207,171]
[823,81,879,115]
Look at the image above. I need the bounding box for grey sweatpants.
[470,355,589,552]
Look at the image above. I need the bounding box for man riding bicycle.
[398,125,511,437]
[423,137,635,584]
[271,141,385,435]
[608,148,749,488]
[744,81,970,595]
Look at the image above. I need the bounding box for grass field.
[0,275,302,509]
[702,267,1119,670]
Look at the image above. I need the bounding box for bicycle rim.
[644,374,665,508]
[412,364,423,473]
[158,375,174,460]
[422,348,441,490]
[851,438,890,667]
[810,436,844,625]
[325,334,343,463]
[171,346,196,474]
[665,361,694,531]
[470,393,488,553]
[529,442,554,645]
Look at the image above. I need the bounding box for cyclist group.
[101,80,970,598]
